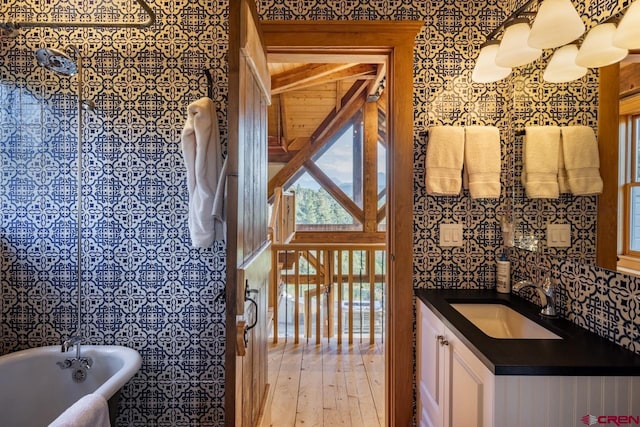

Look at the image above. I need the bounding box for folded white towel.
[557,136,570,194]
[522,126,560,199]
[425,126,465,196]
[464,125,501,199]
[182,97,226,248]
[48,393,110,427]
[561,125,603,195]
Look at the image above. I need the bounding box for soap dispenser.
[496,251,511,293]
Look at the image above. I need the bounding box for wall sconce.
[543,44,587,83]
[576,23,628,68]
[472,41,512,83]
[495,18,542,68]
[528,0,585,49]
[613,0,640,49]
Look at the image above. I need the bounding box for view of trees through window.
[285,117,386,229]
[292,181,356,225]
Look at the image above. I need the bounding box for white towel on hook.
[48,393,110,427]
[561,125,603,195]
[464,125,501,199]
[425,126,465,196]
[522,126,560,199]
[182,97,226,248]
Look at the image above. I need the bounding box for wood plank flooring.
[267,339,385,427]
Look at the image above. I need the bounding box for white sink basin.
[450,303,562,340]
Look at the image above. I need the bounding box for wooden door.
[226,0,271,425]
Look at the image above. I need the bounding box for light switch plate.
[440,223,463,247]
[547,223,571,248]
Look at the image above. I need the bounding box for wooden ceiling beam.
[271,63,377,95]
[367,62,386,101]
[267,80,368,198]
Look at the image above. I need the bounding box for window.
[620,113,640,272]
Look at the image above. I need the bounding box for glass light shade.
[472,41,512,83]
[495,19,542,68]
[543,44,587,83]
[528,0,585,49]
[576,23,628,68]
[613,1,640,49]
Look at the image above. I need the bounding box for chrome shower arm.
[3,0,155,30]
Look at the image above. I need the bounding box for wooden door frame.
[261,21,421,427]
[596,64,620,270]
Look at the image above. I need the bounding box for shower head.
[34,47,78,76]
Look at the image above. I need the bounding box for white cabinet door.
[446,332,494,427]
[418,302,494,427]
[418,303,447,427]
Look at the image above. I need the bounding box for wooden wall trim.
[597,64,620,270]
[261,21,422,427]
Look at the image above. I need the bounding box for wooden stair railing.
[270,243,386,345]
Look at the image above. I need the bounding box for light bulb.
[528,0,585,49]
[613,1,640,49]
[543,44,588,83]
[576,23,628,68]
[472,41,512,83]
[495,19,542,68]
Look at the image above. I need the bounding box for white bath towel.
[48,393,110,427]
[425,126,465,196]
[182,97,226,248]
[522,126,560,198]
[561,126,603,195]
[557,136,570,194]
[464,125,501,199]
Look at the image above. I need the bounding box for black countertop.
[416,289,640,376]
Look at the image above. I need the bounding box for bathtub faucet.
[58,336,93,379]
[61,335,82,354]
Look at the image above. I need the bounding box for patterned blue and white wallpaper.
[1,0,228,424]
[1,0,639,425]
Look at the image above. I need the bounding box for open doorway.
[260,21,421,426]
[266,52,388,426]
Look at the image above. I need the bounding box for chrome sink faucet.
[513,274,558,318]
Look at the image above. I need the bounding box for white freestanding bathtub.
[0,345,142,426]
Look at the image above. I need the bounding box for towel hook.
[203,69,213,99]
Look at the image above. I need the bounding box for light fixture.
[528,0,585,49]
[472,41,512,83]
[543,44,587,83]
[613,0,640,49]
[576,23,628,68]
[495,18,542,68]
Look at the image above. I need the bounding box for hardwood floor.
[267,339,385,427]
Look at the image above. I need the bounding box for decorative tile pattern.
[1,0,638,425]
[1,0,228,425]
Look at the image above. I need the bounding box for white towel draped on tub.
[182,97,226,248]
[425,126,465,196]
[561,125,603,195]
[48,393,110,427]
[522,126,560,199]
[464,125,501,199]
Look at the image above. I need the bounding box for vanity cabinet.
[418,298,640,427]
[418,302,494,427]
